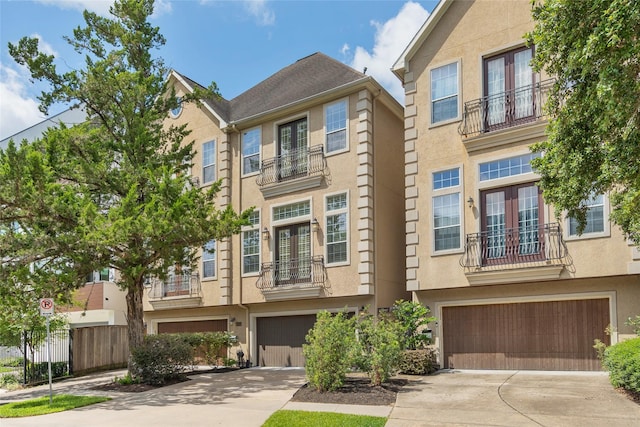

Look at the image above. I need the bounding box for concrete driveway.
[387,370,640,427]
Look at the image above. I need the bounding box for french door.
[275,223,311,285]
[480,183,544,265]
[484,46,535,130]
[278,118,308,181]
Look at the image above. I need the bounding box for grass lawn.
[262,410,386,427]
[0,394,111,418]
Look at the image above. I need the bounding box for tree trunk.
[125,279,145,374]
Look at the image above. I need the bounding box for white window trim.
[429,58,462,128]
[202,240,217,280]
[323,98,349,156]
[476,150,541,190]
[324,190,350,267]
[430,165,464,256]
[242,126,262,177]
[242,210,261,277]
[268,197,314,262]
[202,140,216,185]
[564,193,611,241]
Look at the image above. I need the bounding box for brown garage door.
[256,315,317,367]
[158,319,227,334]
[442,298,610,371]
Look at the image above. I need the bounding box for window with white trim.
[479,152,540,182]
[432,168,461,252]
[202,240,216,278]
[431,62,459,124]
[242,128,261,175]
[242,211,260,274]
[325,192,348,264]
[273,201,310,221]
[325,100,347,153]
[86,268,111,283]
[202,140,216,184]
[569,194,606,236]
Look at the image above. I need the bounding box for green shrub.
[303,310,356,392]
[114,373,138,385]
[392,300,437,350]
[626,315,640,336]
[398,349,439,375]
[603,337,640,393]
[28,361,69,380]
[0,372,20,388]
[131,334,195,385]
[355,312,404,386]
[1,357,24,368]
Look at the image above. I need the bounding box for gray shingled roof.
[174,52,368,125]
[228,52,367,122]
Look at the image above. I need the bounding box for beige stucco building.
[143,53,408,366]
[393,0,640,370]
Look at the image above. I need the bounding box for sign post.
[39,298,54,405]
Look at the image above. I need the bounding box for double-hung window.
[202,140,216,184]
[242,128,261,175]
[242,211,260,275]
[325,192,348,264]
[202,240,216,279]
[325,100,347,153]
[432,168,462,252]
[431,61,459,124]
[568,194,606,237]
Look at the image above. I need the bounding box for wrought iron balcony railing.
[256,256,325,291]
[256,145,326,187]
[459,223,569,270]
[458,78,554,137]
[148,272,201,299]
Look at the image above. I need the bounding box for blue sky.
[0,0,437,140]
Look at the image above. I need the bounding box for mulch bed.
[616,387,640,405]
[290,376,409,406]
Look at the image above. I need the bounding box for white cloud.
[0,64,45,141]
[243,0,275,26]
[348,1,429,102]
[340,43,350,56]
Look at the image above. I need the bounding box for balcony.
[148,272,202,309]
[256,256,326,301]
[256,145,327,198]
[459,223,571,285]
[458,79,554,139]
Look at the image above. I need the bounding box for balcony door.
[480,183,544,265]
[278,118,308,181]
[484,46,535,130]
[275,222,311,285]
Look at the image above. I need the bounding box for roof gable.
[229,52,367,122]
[392,0,453,80]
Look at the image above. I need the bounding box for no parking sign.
[39,298,54,316]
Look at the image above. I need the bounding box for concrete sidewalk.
[0,367,308,427]
[2,369,639,426]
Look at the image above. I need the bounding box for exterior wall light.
[311,217,319,232]
[262,227,270,240]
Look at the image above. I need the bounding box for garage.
[442,298,610,370]
[158,319,227,334]
[256,315,317,367]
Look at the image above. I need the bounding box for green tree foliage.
[392,299,436,350]
[303,311,357,392]
[1,0,249,368]
[354,311,404,386]
[528,0,640,242]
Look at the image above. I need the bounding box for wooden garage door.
[256,315,317,367]
[442,299,610,371]
[158,319,227,334]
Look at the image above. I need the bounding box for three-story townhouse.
[393,0,640,371]
[144,52,408,367]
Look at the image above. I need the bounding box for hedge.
[603,337,640,393]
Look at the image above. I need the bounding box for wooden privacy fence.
[70,326,129,375]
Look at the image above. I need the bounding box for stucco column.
[404,72,420,291]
